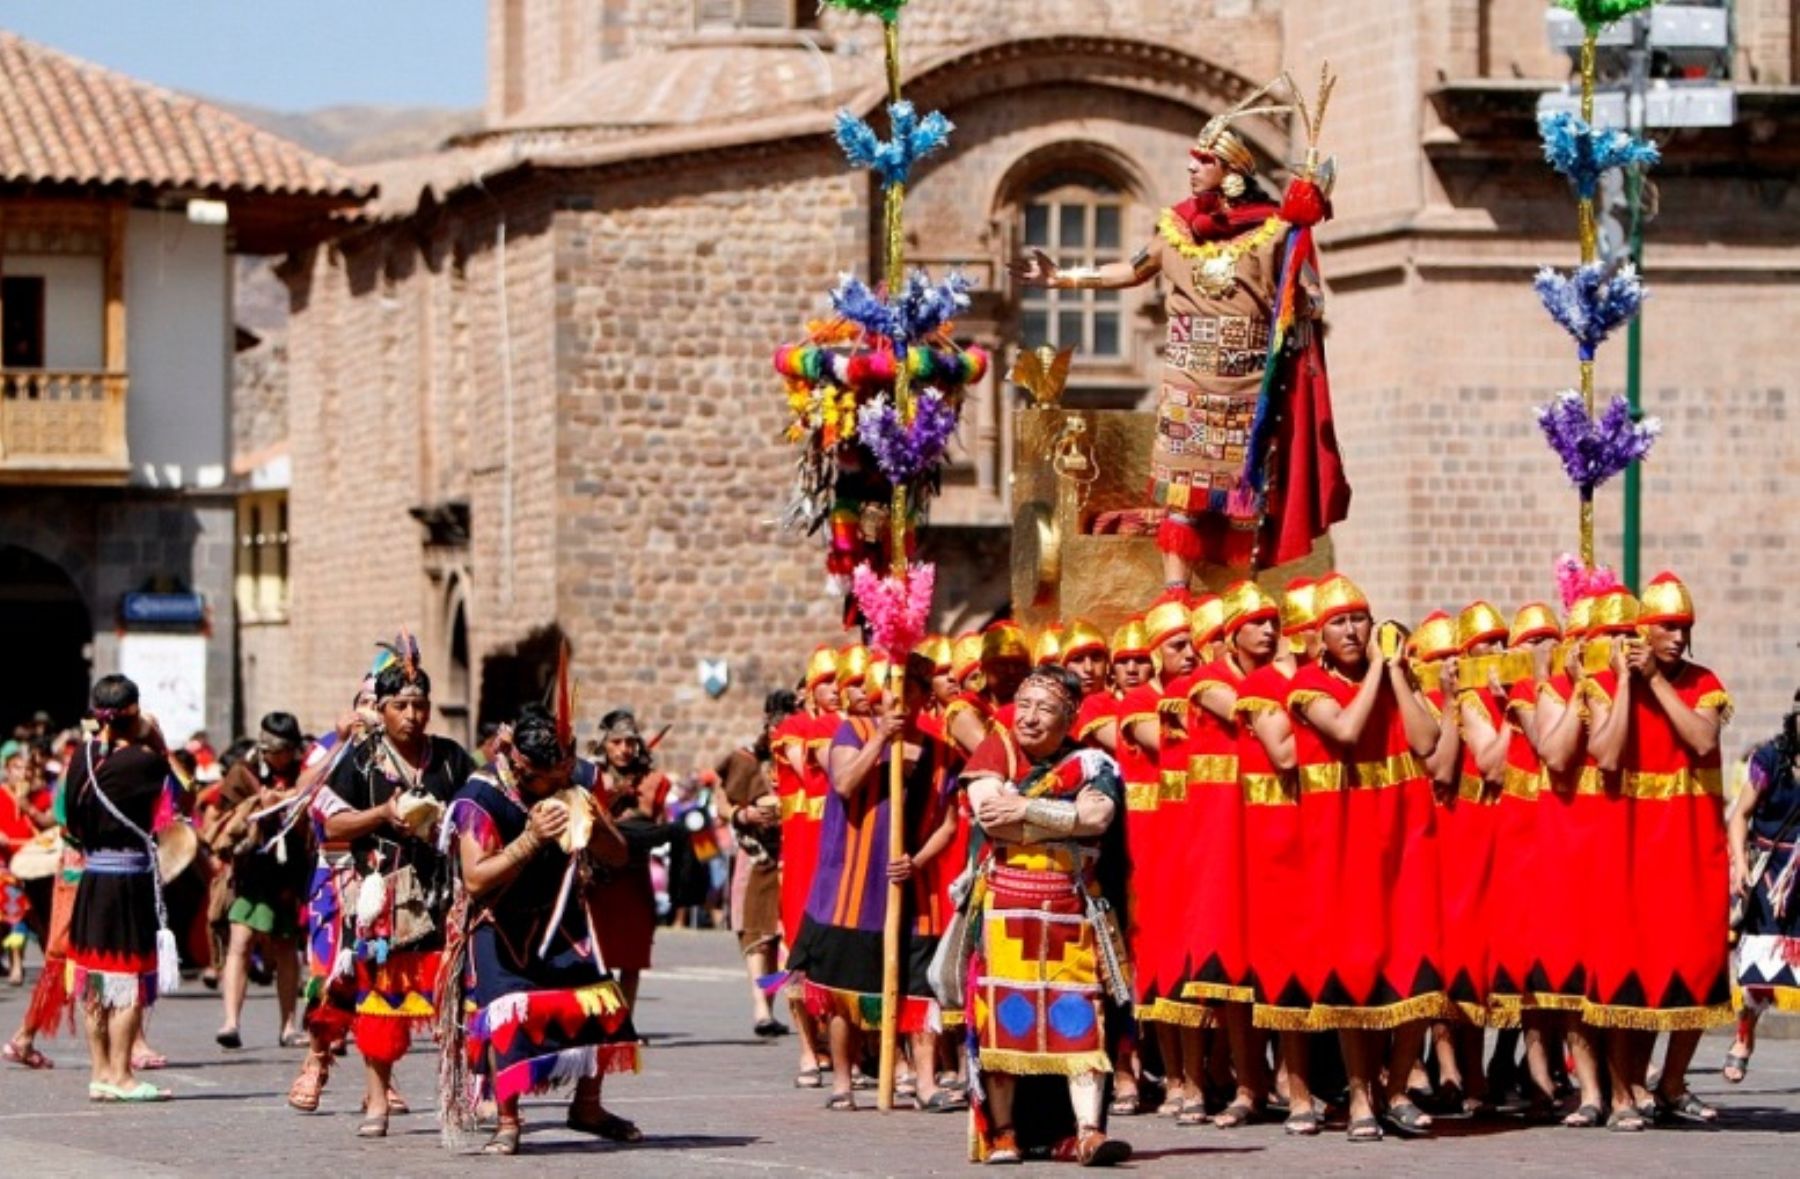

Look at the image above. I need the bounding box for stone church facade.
[269,0,1800,767]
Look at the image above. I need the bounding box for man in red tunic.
[776,645,838,1089]
[1186,581,1281,1127]
[1586,572,1732,1125]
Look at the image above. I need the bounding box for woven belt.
[1165,313,1270,378]
[85,849,153,875]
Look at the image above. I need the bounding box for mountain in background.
[226,101,480,330]
[221,100,480,165]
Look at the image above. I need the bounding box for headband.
[1018,668,1080,720]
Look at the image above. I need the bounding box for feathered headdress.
[548,640,576,754]
[370,628,422,683]
[1192,73,1293,175]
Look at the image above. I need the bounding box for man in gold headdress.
[1011,76,1349,588]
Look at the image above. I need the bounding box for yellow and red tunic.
[771,709,820,952]
[1436,685,1502,1023]
[1580,664,1733,1030]
[1486,677,1549,1023]
[1181,657,1253,1004]
[1288,664,1450,1028]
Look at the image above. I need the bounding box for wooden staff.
[877,12,909,1116]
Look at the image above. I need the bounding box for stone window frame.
[693,0,814,31]
[235,490,290,624]
[1016,171,1131,364]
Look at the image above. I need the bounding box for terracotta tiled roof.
[0,30,371,201]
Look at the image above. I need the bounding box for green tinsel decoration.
[1555,0,1657,34]
[819,0,909,22]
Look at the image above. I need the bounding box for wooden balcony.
[0,369,129,484]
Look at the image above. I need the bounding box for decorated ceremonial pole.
[1533,0,1659,572]
[874,6,912,1117]
[776,0,980,1115]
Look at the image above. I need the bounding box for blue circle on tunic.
[1048,992,1096,1040]
[997,993,1036,1038]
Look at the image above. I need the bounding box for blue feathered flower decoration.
[832,270,973,347]
[1539,111,1660,199]
[1534,261,1645,361]
[1536,390,1661,493]
[835,101,953,188]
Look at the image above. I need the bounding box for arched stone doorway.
[0,544,92,734]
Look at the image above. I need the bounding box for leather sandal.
[287,1053,330,1112]
[985,1126,1020,1165]
[482,1121,522,1155]
[1075,1127,1131,1167]
[355,1114,388,1138]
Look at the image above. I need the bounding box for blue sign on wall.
[121,592,206,627]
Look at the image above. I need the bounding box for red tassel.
[352,1014,413,1066]
[1156,517,1208,565]
[21,959,73,1038]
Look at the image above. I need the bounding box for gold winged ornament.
[1010,344,1074,407]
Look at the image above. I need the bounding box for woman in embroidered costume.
[1184,581,1282,1128]
[1239,578,1327,1133]
[64,674,179,1103]
[1276,574,1450,1140]
[440,704,640,1155]
[1529,591,1614,1126]
[964,665,1132,1167]
[1585,572,1733,1125]
[1010,77,1349,589]
[1483,603,1573,1117]
[287,678,380,1113]
[1730,690,1800,1067]
[312,639,476,1137]
[786,650,961,1112]
[578,708,671,1012]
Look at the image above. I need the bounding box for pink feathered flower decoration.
[1553,552,1624,609]
[852,561,935,659]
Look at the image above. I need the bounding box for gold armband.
[1055,266,1104,290]
[1021,797,1078,842]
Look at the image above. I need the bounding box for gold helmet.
[980,622,1031,669]
[804,645,840,690]
[1110,617,1151,661]
[1565,594,1596,639]
[1221,580,1280,636]
[1031,625,1065,668]
[1456,600,1509,653]
[1638,571,1695,627]
[1189,593,1226,647]
[1412,610,1458,663]
[836,644,873,688]
[1312,573,1369,624]
[1061,618,1109,664]
[913,634,952,674]
[1509,603,1561,647]
[1588,589,1642,636]
[866,656,891,702]
[1281,576,1320,636]
[950,632,983,685]
[1143,597,1191,651]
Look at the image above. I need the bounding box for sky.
[3,0,487,111]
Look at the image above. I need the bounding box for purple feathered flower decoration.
[1535,390,1661,493]
[1538,111,1660,200]
[1535,261,1646,362]
[831,270,973,348]
[858,389,959,483]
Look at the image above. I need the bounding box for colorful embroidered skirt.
[971,860,1109,1078]
[788,914,938,1033]
[67,849,160,1010]
[465,924,641,1104]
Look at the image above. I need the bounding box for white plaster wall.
[6,253,103,368]
[125,209,230,489]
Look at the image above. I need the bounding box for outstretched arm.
[1009,246,1157,292]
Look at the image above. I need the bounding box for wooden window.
[696,0,799,29]
[2,276,46,369]
[1017,174,1127,361]
[236,491,291,622]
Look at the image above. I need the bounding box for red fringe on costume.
[354,1011,416,1066]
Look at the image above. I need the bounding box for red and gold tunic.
[773,709,833,952]
[1580,664,1733,1030]
[1436,685,1502,1024]
[1180,657,1253,1004]
[1486,677,1548,1023]
[1237,665,1310,1028]
[1116,682,1180,1022]
[1140,673,1209,1026]
[1529,674,1604,1011]
[1287,664,1450,1028]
